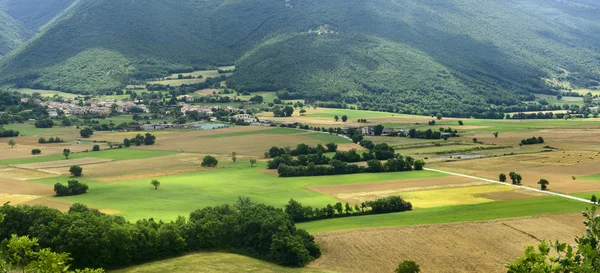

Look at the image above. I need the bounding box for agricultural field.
[148,68,234,86]
[2,108,600,272]
[13,88,81,99]
[112,252,331,273]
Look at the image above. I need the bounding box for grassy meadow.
[0,149,176,165]
[27,161,447,220]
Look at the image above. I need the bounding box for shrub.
[54,180,88,196]
[31,149,41,155]
[69,165,83,177]
[201,155,218,167]
[92,144,100,151]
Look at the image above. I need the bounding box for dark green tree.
[395,260,420,273]
[69,165,83,177]
[537,179,549,190]
[201,155,219,167]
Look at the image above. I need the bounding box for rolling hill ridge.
[0,0,599,116]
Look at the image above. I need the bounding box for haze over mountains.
[0,0,599,116]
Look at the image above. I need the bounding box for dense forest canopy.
[0,0,599,116]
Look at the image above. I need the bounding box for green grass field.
[427,118,599,133]
[303,108,399,119]
[0,149,176,165]
[28,162,447,220]
[3,124,71,136]
[14,88,80,99]
[111,252,332,273]
[297,196,587,233]
[580,174,600,181]
[304,133,352,144]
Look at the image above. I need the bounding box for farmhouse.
[233,114,255,123]
[141,124,184,130]
[381,128,394,136]
[341,126,361,134]
[361,126,374,136]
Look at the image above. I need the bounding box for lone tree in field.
[493,131,499,138]
[458,120,464,126]
[151,180,160,190]
[472,138,478,143]
[499,173,507,182]
[341,115,348,122]
[80,127,94,138]
[250,158,257,167]
[334,115,339,122]
[8,138,15,148]
[591,195,597,204]
[395,260,420,273]
[232,152,237,163]
[538,179,549,190]
[31,149,41,155]
[92,145,100,152]
[299,108,306,116]
[69,165,83,177]
[201,155,219,167]
[63,148,71,159]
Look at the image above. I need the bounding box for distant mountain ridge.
[0,9,30,57]
[0,0,599,116]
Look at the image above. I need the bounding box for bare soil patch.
[431,149,600,194]
[97,166,211,182]
[0,194,42,205]
[25,197,72,212]
[0,167,55,180]
[15,158,113,170]
[0,178,53,195]
[310,213,584,273]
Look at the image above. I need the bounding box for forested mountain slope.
[0,0,76,30]
[1,0,599,116]
[0,9,30,57]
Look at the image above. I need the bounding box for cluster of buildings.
[340,126,395,136]
[37,99,149,116]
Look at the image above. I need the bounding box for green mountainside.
[0,9,30,57]
[0,0,76,30]
[0,0,599,116]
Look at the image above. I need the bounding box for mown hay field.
[112,252,332,273]
[309,213,585,273]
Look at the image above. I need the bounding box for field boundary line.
[424,168,595,205]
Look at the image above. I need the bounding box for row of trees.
[284,196,413,223]
[34,119,54,128]
[520,136,545,145]
[273,106,294,117]
[499,172,550,190]
[38,136,64,143]
[0,199,321,269]
[278,156,424,177]
[0,129,19,138]
[407,128,458,139]
[268,154,330,169]
[123,133,156,147]
[54,180,88,197]
[267,143,337,158]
